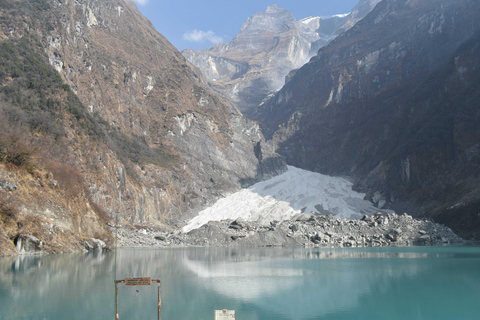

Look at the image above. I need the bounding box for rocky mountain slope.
[0,0,285,255]
[183,1,381,115]
[254,0,480,239]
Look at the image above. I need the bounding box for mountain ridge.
[254,0,480,239]
[183,1,381,115]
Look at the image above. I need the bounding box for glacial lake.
[1,246,480,320]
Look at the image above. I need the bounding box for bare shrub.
[45,161,84,199]
[0,196,18,226]
[0,105,38,172]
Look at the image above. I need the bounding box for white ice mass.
[182,166,384,233]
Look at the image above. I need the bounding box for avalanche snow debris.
[182,166,390,233]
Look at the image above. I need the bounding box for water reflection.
[0,246,479,320]
[0,252,113,319]
[180,247,443,319]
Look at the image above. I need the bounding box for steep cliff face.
[337,0,382,32]
[50,0,285,209]
[256,0,480,239]
[183,1,381,115]
[0,0,285,255]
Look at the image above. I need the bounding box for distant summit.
[234,4,296,35]
[265,3,285,13]
[183,1,380,115]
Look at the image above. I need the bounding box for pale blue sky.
[133,0,360,51]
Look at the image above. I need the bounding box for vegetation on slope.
[0,1,177,254]
[0,0,178,170]
[0,36,176,172]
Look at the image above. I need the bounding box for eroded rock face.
[253,0,480,239]
[43,0,284,219]
[0,0,285,255]
[183,1,380,115]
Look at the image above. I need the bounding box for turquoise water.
[1,246,480,319]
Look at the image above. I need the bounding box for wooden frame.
[115,278,161,320]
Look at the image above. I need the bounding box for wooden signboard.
[214,309,235,320]
[124,277,152,286]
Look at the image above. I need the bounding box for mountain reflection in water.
[1,246,479,320]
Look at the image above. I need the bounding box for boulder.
[386,228,403,242]
[372,191,382,204]
[82,238,107,251]
[416,235,431,245]
[378,200,386,209]
[310,233,322,244]
[289,224,299,232]
[229,218,246,229]
[91,238,106,251]
[296,213,314,221]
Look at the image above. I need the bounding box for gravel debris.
[112,212,465,248]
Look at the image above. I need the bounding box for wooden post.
[115,280,124,319]
[115,281,119,320]
[151,279,161,320]
[158,280,161,320]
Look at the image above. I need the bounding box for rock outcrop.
[252,0,480,239]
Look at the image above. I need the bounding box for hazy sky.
[133,0,360,51]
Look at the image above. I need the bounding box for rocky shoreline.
[113,212,465,249]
